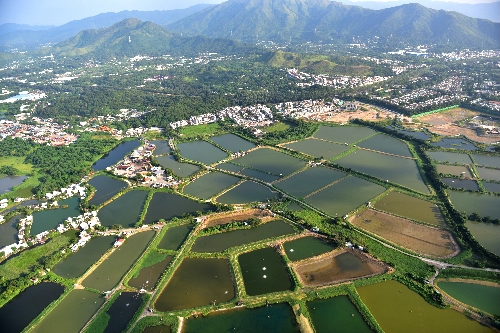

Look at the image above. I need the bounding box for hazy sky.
[0,0,497,26]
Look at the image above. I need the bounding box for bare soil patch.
[293,248,388,287]
[351,209,459,258]
[322,108,396,124]
[203,209,274,228]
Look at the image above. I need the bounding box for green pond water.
[216,162,244,173]
[88,175,127,207]
[275,166,346,198]
[157,224,193,251]
[98,190,148,228]
[0,214,20,248]
[441,178,479,191]
[483,181,500,193]
[82,230,155,292]
[143,325,171,333]
[191,220,296,253]
[239,247,293,296]
[306,295,372,333]
[177,141,228,164]
[53,236,115,278]
[438,282,500,316]
[448,191,500,219]
[476,167,500,181]
[239,168,280,182]
[337,150,429,193]
[31,196,80,235]
[357,280,493,333]
[155,155,201,178]
[216,181,278,204]
[436,164,471,177]
[182,302,299,333]
[103,291,144,333]
[210,133,256,152]
[150,140,172,156]
[357,133,412,157]
[128,255,172,291]
[374,191,444,226]
[283,138,350,159]
[232,148,306,176]
[143,192,212,224]
[313,125,376,144]
[305,176,385,216]
[32,289,105,333]
[183,171,240,199]
[427,151,472,165]
[466,221,500,256]
[155,258,235,311]
[471,154,500,168]
[283,237,336,261]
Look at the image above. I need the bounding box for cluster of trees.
[0,137,39,157]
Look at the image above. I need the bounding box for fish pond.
[275,166,346,198]
[0,282,64,333]
[157,224,193,251]
[437,281,500,316]
[92,140,140,171]
[448,191,500,219]
[231,148,306,176]
[306,295,372,333]
[313,125,376,144]
[32,289,105,333]
[191,220,296,253]
[471,154,500,168]
[82,230,155,292]
[386,126,430,140]
[483,181,500,193]
[238,168,280,182]
[336,150,429,193]
[102,292,144,333]
[182,302,299,333]
[177,141,228,164]
[283,236,336,261]
[210,133,256,152]
[426,151,472,165]
[373,191,444,226]
[183,171,240,199]
[98,190,148,228]
[155,155,200,178]
[155,258,235,311]
[357,280,493,333]
[305,176,385,216]
[238,247,293,296]
[436,164,471,177]
[0,175,28,194]
[283,138,350,159]
[88,175,127,206]
[30,196,80,235]
[53,236,115,278]
[357,133,412,157]
[143,192,212,224]
[430,138,477,150]
[465,221,500,256]
[0,214,20,248]
[476,167,500,181]
[216,181,278,204]
[128,255,172,291]
[150,140,171,156]
[441,178,479,191]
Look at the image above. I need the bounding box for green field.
[179,123,222,138]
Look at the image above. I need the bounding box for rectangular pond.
[177,140,228,165]
[157,224,193,251]
[191,220,296,253]
[476,167,500,181]
[441,178,479,191]
[182,303,299,333]
[357,280,492,333]
[305,176,385,216]
[437,282,500,316]
[471,154,500,168]
[238,168,280,182]
[88,175,127,207]
[306,295,372,333]
[357,133,412,157]
[466,221,500,256]
[183,171,240,199]
[448,191,500,219]
[216,181,278,204]
[31,196,80,235]
[210,133,256,152]
[336,150,429,193]
[103,292,145,333]
[283,236,336,261]
[231,148,306,176]
[386,126,430,140]
[128,254,172,291]
[98,190,148,228]
[92,140,140,171]
[155,258,235,311]
[143,192,213,224]
[238,247,293,296]
[426,151,472,165]
[313,125,376,144]
[82,230,155,292]
[155,155,201,178]
[436,164,471,177]
[31,289,105,333]
[275,166,346,198]
[483,181,500,193]
[283,138,350,159]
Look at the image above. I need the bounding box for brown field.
[293,249,388,287]
[203,209,273,228]
[351,209,459,258]
[418,107,500,144]
[322,104,398,124]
